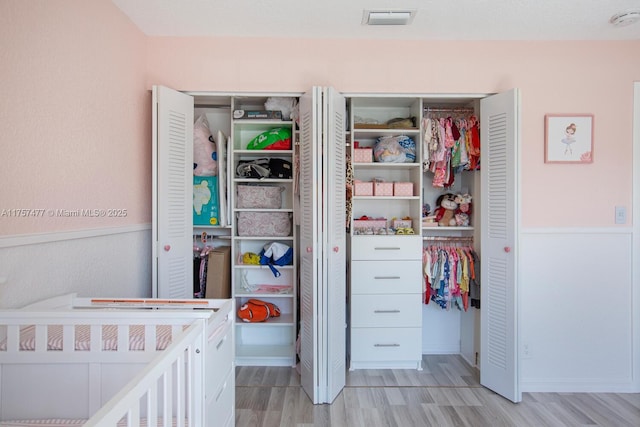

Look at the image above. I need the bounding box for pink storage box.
[374,182,393,196]
[353,148,373,163]
[393,182,414,197]
[354,181,373,196]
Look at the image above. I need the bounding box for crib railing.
[83,318,206,426]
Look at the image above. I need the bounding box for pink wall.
[0,0,150,235]
[1,1,638,234]
[147,37,640,227]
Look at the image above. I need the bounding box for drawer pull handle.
[215,380,227,402]
[374,247,401,251]
[374,276,400,280]
[374,309,400,313]
[374,343,400,347]
[216,335,227,350]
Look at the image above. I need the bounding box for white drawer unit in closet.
[349,234,423,370]
[350,327,422,365]
[350,294,422,327]
[350,235,422,261]
[350,259,422,294]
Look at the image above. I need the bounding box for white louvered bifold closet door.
[152,85,194,299]
[322,86,346,404]
[480,88,521,403]
[299,87,322,403]
[299,87,347,404]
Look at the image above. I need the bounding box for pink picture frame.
[544,114,594,164]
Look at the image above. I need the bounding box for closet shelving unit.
[155,85,521,402]
[230,96,298,367]
[348,96,424,370]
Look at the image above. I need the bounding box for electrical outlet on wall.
[522,343,532,359]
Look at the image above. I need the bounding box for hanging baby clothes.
[423,110,480,187]
[193,244,216,298]
[422,244,479,311]
[422,117,436,172]
[466,115,481,170]
[431,118,449,188]
[468,249,480,308]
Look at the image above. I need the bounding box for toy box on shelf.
[392,218,413,229]
[353,217,387,235]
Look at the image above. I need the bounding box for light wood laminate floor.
[235,355,640,427]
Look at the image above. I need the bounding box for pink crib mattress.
[0,421,87,426]
[0,419,185,426]
[0,324,176,352]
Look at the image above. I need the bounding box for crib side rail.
[0,299,232,362]
[83,319,206,427]
[0,310,206,363]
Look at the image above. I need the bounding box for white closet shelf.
[353,196,420,201]
[353,128,420,134]
[233,264,294,270]
[422,226,474,232]
[233,149,294,155]
[233,236,294,241]
[234,208,293,213]
[234,291,293,297]
[233,120,294,126]
[235,313,294,326]
[352,163,420,169]
[235,345,296,363]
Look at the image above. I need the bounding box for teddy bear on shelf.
[434,193,458,227]
[454,193,472,227]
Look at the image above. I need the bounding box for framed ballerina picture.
[544,114,594,163]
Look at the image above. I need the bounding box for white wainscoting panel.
[520,228,634,392]
[0,225,151,308]
[422,303,462,354]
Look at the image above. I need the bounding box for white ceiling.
[110,0,640,40]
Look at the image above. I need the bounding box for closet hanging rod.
[193,104,231,109]
[423,236,474,242]
[423,107,475,114]
[193,234,232,239]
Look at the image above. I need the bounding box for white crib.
[0,294,235,426]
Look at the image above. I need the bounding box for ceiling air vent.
[363,10,417,26]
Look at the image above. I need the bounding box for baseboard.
[521,378,639,393]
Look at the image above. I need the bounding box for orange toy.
[237,299,281,323]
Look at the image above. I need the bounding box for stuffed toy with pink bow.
[193,115,218,176]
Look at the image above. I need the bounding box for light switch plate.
[615,206,626,224]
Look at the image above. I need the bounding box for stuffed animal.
[454,193,472,226]
[434,193,458,227]
[237,299,281,323]
[193,115,218,176]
